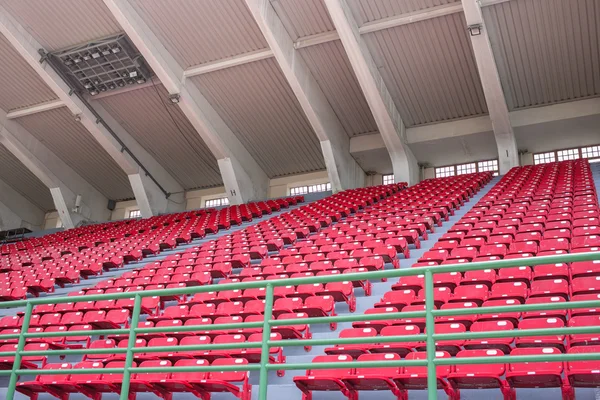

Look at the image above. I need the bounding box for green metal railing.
[1,251,600,400]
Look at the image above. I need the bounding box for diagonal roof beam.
[245,0,365,193]
[0,110,112,228]
[0,177,46,231]
[103,0,269,205]
[461,0,518,174]
[324,0,419,185]
[0,5,185,217]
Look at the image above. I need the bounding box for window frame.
[128,209,141,219]
[205,197,229,208]
[533,144,600,165]
[382,174,395,185]
[435,158,499,178]
[290,182,332,196]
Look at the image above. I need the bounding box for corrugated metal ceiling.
[299,40,378,136]
[129,0,268,69]
[364,13,488,127]
[96,83,223,190]
[0,35,58,112]
[348,0,460,26]
[0,143,54,211]
[2,0,121,51]
[271,0,334,40]
[484,0,600,110]
[15,107,133,201]
[191,58,325,178]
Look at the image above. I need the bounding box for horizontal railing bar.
[134,321,264,333]
[130,342,262,353]
[434,352,600,365]
[269,334,428,348]
[265,360,429,370]
[432,300,600,317]
[0,252,598,309]
[432,325,600,341]
[269,310,427,326]
[23,328,128,338]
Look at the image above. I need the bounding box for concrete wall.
[110,200,139,220]
[43,211,61,230]
[268,171,330,198]
[185,187,227,210]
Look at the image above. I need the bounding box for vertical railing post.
[6,302,33,400]
[424,269,437,400]
[257,284,275,400]
[119,294,142,400]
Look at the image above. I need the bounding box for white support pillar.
[0,178,45,231]
[0,5,185,217]
[245,0,365,193]
[324,0,419,185]
[0,115,112,229]
[461,0,518,174]
[103,0,269,205]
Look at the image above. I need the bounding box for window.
[456,163,476,175]
[128,209,141,219]
[435,166,456,178]
[477,159,499,173]
[582,145,600,161]
[557,148,580,161]
[205,197,229,208]
[383,174,395,185]
[291,182,331,196]
[533,152,556,165]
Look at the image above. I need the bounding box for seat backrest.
[307,354,353,378]
[69,361,103,383]
[209,358,249,382]
[508,347,563,373]
[356,353,401,377]
[403,351,452,376]
[133,359,172,381]
[454,349,505,375]
[172,358,209,381]
[38,363,72,383]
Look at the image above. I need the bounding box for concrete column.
[103,0,270,205]
[325,0,419,185]
[461,0,519,174]
[245,0,365,192]
[0,5,185,217]
[0,179,45,231]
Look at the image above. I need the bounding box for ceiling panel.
[0,35,58,112]
[129,0,268,69]
[271,0,334,40]
[15,107,133,200]
[191,58,325,178]
[348,0,460,26]
[2,0,121,51]
[0,144,54,211]
[96,84,222,190]
[484,0,600,110]
[299,40,377,136]
[364,13,488,127]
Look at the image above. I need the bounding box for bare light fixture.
[168,94,181,104]
[50,34,153,96]
[468,24,483,36]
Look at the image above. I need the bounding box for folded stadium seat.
[447,349,514,399]
[571,276,600,296]
[375,289,416,310]
[392,275,424,292]
[566,345,600,389]
[15,362,79,400]
[479,244,508,258]
[395,351,457,399]
[352,307,399,332]
[418,249,448,264]
[129,359,174,400]
[450,284,488,305]
[523,296,568,322]
[432,272,462,290]
[516,317,566,351]
[529,279,570,300]
[83,339,117,362]
[0,343,48,369]
[506,347,573,399]
[436,302,479,328]
[371,325,423,356]
[568,315,600,347]
[413,287,453,308]
[423,323,466,355]
[462,268,497,288]
[465,320,515,354]
[489,282,529,303]
[532,262,570,281]
[273,312,312,349]
[299,295,337,330]
[479,299,522,325]
[294,354,355,400]
[317,282,356,312]
[342,353,405,398]
[325,327,377,358]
